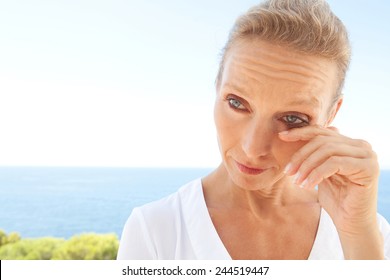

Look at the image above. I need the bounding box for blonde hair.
[216,0,351,96]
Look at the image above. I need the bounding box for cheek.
[272,138,306,166]
[214,101,241,151]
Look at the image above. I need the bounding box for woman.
[117,0,390,259]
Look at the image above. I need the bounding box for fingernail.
[283,163,292,174]
[279,131,289,135]
[300,179,308,189]
[293,172,301,184]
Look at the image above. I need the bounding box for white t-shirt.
[117,178,390,260]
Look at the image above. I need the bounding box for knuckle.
[298,160,311,174]
[310,168,322,182]
[370,150,379,163]
[329,155,341,165]
[324,142,337,151]
[357,139,372,149]
[328,126,339,133]
[314,135,325,142]
[364,149,374,158]
[372,150,378,159]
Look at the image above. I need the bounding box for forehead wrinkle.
[233,53,329,85]
[229,60,326,92]
[238,39,332,76]
[254,46,326,72]
[285,95,322,109]
[221,62,323,99]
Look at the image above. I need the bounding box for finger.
[300,156,371,189]
[280,125,364,148]
[286,138,371,177]
[278,125,337,142]
[292,143,370,186]
[327,126,339,133]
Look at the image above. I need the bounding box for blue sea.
[0,167,389,239]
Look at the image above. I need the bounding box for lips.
[235,160,267,175]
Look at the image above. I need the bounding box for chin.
[226,164,281,191]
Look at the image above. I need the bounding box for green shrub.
[0,229,21,247]
[52,233,118,260]
[0,230,119,260]
[0,237,64,260]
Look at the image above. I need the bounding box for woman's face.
[214,39,340,190]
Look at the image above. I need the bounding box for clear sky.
[0,0,389,168]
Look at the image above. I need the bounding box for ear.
[325,96,343,127]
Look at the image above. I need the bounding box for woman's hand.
[279,125,384,259]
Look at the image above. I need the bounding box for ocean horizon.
[0,167,389,239]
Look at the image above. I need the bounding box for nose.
[241,119,273,159]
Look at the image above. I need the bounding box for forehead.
[220,39,338,102]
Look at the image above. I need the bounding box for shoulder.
[315,210,390,259]
[376,213,390,259]
[136,178,202,221]
[308,208,344,259]
[377,213,390,233]
[117,178,202,259]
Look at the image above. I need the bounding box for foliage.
[0,237,64,260]
[51,233,118,260]
[0,230,119,260]
[0,229,21,247]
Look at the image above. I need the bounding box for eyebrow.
[286,96,321,108]
[222,83,248,94]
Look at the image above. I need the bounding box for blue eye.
[285,115,301,124]
[282,114,309,127]
[228,98,246,110]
